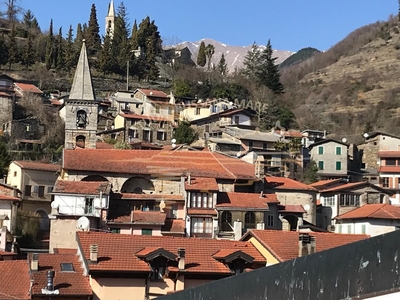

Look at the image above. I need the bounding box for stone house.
[377,150,400,204]
[76,231,265,299]
[0,182,21,234]
[0,74,15,129]
[163,45,195,67]
[334,203,400,236]
[13,82,43,98]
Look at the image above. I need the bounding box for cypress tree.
[45,19,54,70]
[0,137,11,179]
[55,27,64,70]
[130,19,138,49]
[21,34,35,69]
[197,41,206,67]
[256,39,284,94]
[64,25,75,72]
[99,29,114,75]
[217,53,228,75]
[86,4,101,56]
[0,34,9,69]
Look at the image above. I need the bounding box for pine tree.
[21,34,35,69]
[86,4,101,56]
[256,39,284,94]
[6,26,19,70]
[73,23,84,66]
[0,34,9,69]
[130,19,138,49]
[217,53,228,75]
[55,27,64,70]
[197,41,206,67]
[45,19,54,70]
[64,25,75,72]
[242,42,261,80]
[112,2,131,76]
[98,29,114,75]
[205,44,215,70]
[0,137,11,179]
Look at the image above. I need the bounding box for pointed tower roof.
[107,0,115,17]
[69,40,95,101]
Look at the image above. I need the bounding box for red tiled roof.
[30,253,92,297]
[96,142,114,149]
[53,248,77,254]
[378,151,400,158]
[118,193,183,201]
[242,230,368,262]
[50,99,62,106]
[77,231,265,274]
[14,82,43,94]
[309,179,344,188]
[265,176,316,191]
[0,194,20,202]
[320,182,367,193]
[0,91,12,97]
[216,192,278,210]
[336,204,400,220]
[14,161,60,172]
[0,250,17,256]
[63,149,257,180]
[185,177,219,191]
[53,180,111,195]
[278,205,306,214]
[109,211,167,224]
[120,113,170,122]
[161,219,185,234]
[137,88,168,98]
[187,208,217,216]
[378,166,400,173]
[0,260,30,299]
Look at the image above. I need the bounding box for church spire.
[69,40,95,101]
[107,0,115,17]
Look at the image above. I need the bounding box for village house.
[0,182,20,234]
[76,231,265,299]
[13,82,43,98]
[240,230,368,266]
[334,203,400,236]
[6,161,60,235]
[179,98,237,122]
[162,45,196,67]
[0,74,15,131]
[377,150,400,204]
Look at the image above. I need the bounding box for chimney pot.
[178,248,186,270]
[31,253,39,272]
[90,244,98,263]
[46,270,55,291]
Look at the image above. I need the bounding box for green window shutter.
[336,161,341,170]
[336,147,341,155]
[318,146,323,154]
[142,228,153,236]
[362,225,366,234]
[111,228,120,234]
[318,161,324,170]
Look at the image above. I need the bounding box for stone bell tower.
[105,0,115,36]
[64,40,98,149]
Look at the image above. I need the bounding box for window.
[129,129,138,139]
[263,143,267,150]
[142,228,153,236]
[111,228,120,234]
[324,196,335,206]
[336,161,341,171]
[195,107,201,115]
[76,110,87,128]
[205,125,210,133]
[13,171,16,177]
[168,107,172,115]
[85,197,94,214]
[381,177,390,188]
[361,224,366,234]
[33,186,39,194]
[38,186,45,197]
[143,130,152,142]
[150,257,167,280]
[267,215,274,227]
[60,263,74,272]
[47,186,53,193]
[221,211,232,231]
[192,217,213,234]
[25,185,31,196]
[234,116,240,124]
[347,225,351,234]
[318,146,324,154]
[318,161,324,170]
[386,159,396,166]
[339,194,360,207]
[155,106,160,113]
[190,192,212,208]
[249,141,253,151]
[157,131,166,141]
[169,204,178,219]
[336,147,341,155]
[245,212,256,229]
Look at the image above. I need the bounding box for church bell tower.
[105,0,115,36]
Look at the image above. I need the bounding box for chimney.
[233,220,242,241]
[46,270,55,291]
[31,253,39,272]
[298,233,316,257]
[177,248,186,270]
[187,173,191,185]
[0,226,7,251]
[90,244,98,263]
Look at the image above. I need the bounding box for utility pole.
[126,60,129,91]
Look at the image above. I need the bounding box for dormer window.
[135,247,177,281]
[76,110,87,128]
[212,249,254,275]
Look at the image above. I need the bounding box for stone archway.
[121,177,155,194]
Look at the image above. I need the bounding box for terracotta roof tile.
[77,231,265,274]
[30,253,92,296]
[120,113,170,122]
[63,149,257,180]
[108,211,167,224]
[50,99,62,106]
[0,194,21,202]
[96,142,114,149]
[378,166,400,173]
[0,260,30,299]
[14,82,43,94]
[216,192,278,210]
[241,230,368,262]
[320,182,367,193]
[336,204,400,220]
[185,177,219,191]
[309,179,344,189]
[137,88,168,98]
[265,176,316,191]
[161,219,185,234]
[14,161,60,172]
[117,193,183,201]
[53,180,111,195]
[378,151,400,158]
[187,208,217,216]
[278,205,306,214]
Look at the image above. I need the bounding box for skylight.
[60,263,74,272]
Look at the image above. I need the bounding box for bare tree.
[2,0,23,26]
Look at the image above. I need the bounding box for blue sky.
[7,0,398,51]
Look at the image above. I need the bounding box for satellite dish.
[303,132,309,137]
[236,152,241,157]
[77,216,90,230]
[363,133,369,138]
[303,204,310,211]
[50,201,59,209]
[342,138,347,143]
[171,143,176,148]
[171,139,176,144]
